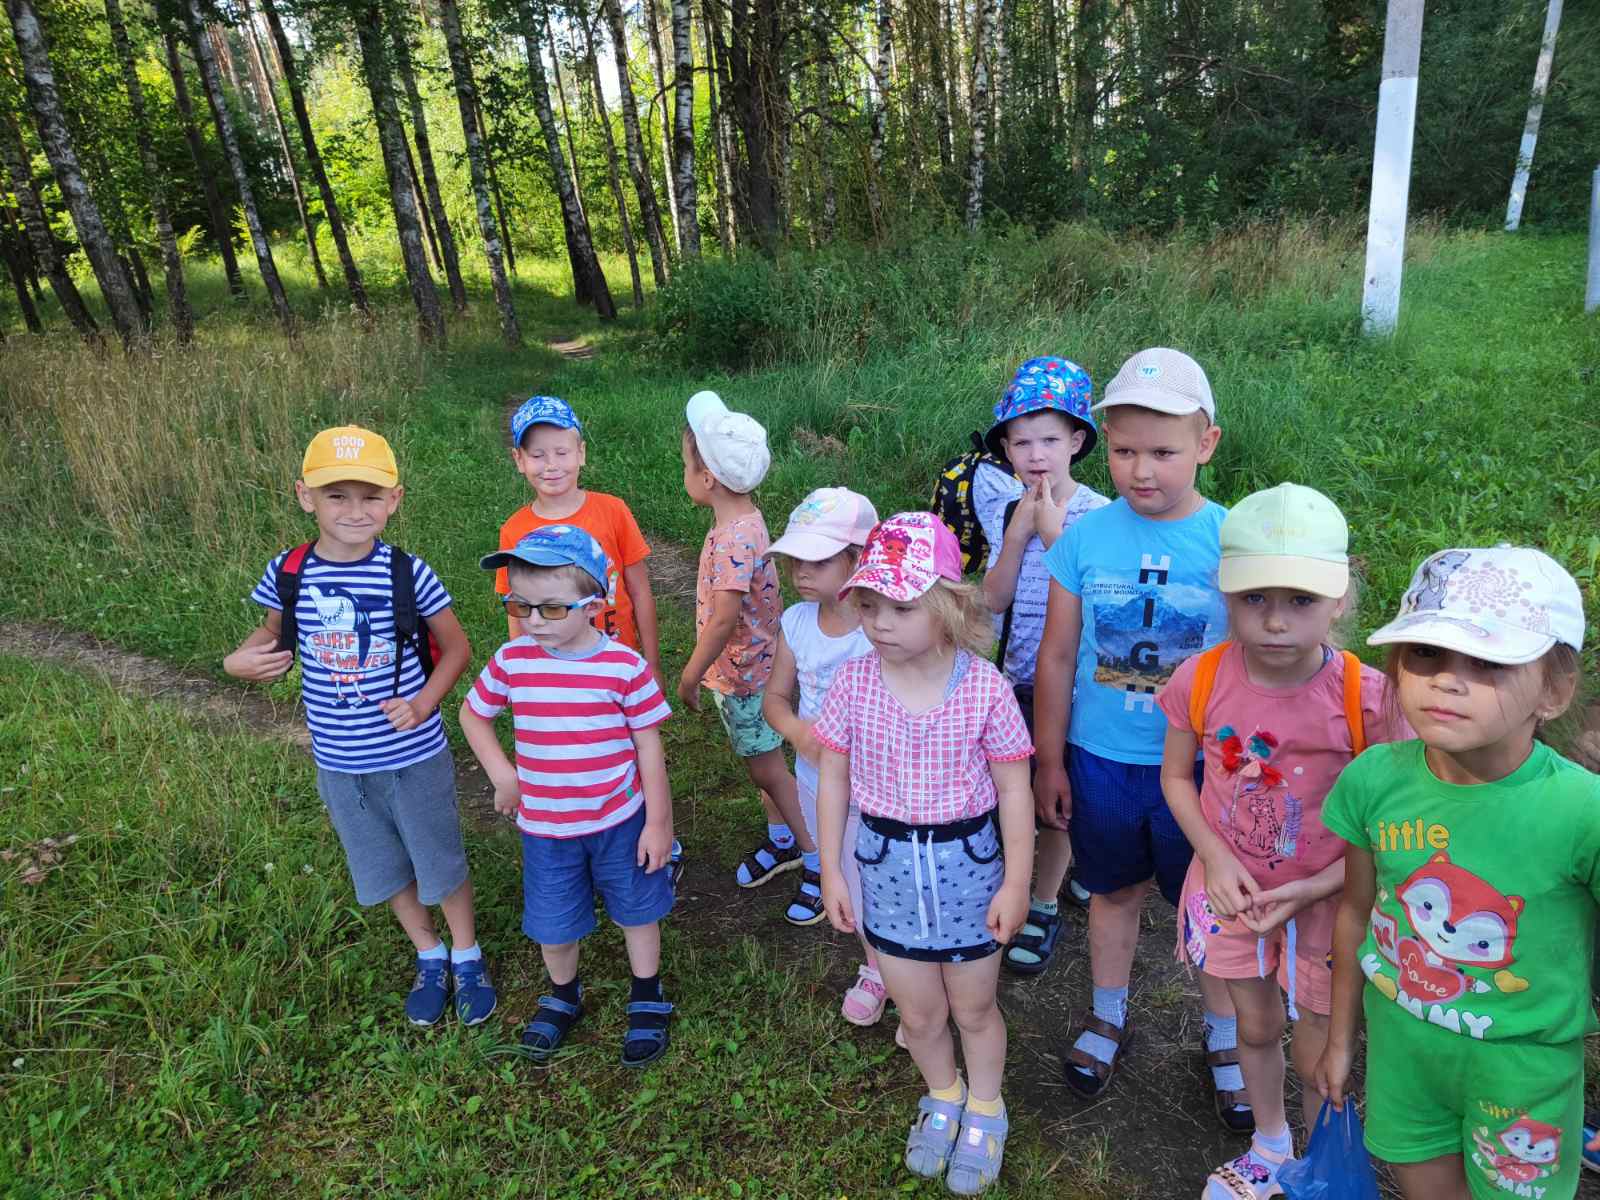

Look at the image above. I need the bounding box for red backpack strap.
[273,542,314,656]
[1340,651,1368,756]
[1187,641,1232,739]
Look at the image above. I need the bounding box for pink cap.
[768,488,879,561]
[839,512,963,602]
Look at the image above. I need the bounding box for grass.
[2,221,1599,1195]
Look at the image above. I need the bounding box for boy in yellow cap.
[224,426,494,1028]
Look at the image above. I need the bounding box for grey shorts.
[315,747,469,907]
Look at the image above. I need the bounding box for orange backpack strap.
[1187,641,1232,739]
[1340,650,1368,756]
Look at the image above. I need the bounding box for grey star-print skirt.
[855,810,1004,963]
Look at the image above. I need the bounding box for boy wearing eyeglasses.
[460,525,677,1068]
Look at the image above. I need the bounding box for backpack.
[1187,640,1367,755]
[930,430,1013,575]
[273,542,438,698]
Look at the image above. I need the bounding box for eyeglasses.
[502,594,602,620]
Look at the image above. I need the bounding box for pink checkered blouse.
[812,651,1033,824]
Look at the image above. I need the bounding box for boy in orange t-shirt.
[496,397,662,686]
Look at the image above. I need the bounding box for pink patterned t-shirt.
[813,651,1033,824]
[695,511,781,696]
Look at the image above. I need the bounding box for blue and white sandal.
[621,999,674,1068]
[944,1108,1010,1195]
[905,1094,965,1179]
[1583,1121,1600,1173]
[520,990,583,1062]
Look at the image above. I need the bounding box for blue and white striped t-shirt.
[250,541,452,773]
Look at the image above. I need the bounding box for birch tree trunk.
[727,0,780,254]
[546,15,589,225]
[866,0,892,234]
[930,0,953,170]
[4,0,144,343]
[701,0,736,251]
[518,1,616,319]
[642,0,680,248]
[0,218,41,332]
[602,0,671,285]
[392,18,468,309]
[580,11,644,306]
[1505,0,1563,232]
[259,0,369,311]
[402,131,442,273]
[183,0,294,332]
[669,0,699,255]
[162,28,244,298]
[964,0,995,229]
[106,0,193,343]
[353,0,446,341]
[0,110,96,335]
[1070,0,1095,200]
[438,0,519,344]
[475,95,516,274]
[239,0,326,290]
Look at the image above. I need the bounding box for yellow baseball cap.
[301,425,399,489]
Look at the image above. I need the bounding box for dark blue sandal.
[621,999,674,1068]
[1003,905,1062,976]
[520,991,583,1062]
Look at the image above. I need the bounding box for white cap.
[685,390,771,493]
[1092,347,1215,421]
[1368,545,1586,665]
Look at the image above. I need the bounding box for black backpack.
[929,430,1013,575]
[273,542,437,697]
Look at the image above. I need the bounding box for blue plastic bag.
[1278,1100,1381,1200]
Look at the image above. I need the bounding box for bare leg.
[878,955,958,1091]
[1032,827,1074,902]
[746,749,815,853]
[1088,880,1149,987]
[540,940,580,986]
[1226,976,1287,1135]
[943,955,1007,1101]
[1197,970,1238,1019]
[1390,1155,1471,1200]
[436,879,478,949]
[387,882,441,952]
[620,921,662,978]
[1288,1011,1331,1134]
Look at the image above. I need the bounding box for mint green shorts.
[1363,986,1583,1199]
[709,689,783,758]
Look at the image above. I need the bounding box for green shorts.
[1363,986,1583,1199]
[709,689,782,758]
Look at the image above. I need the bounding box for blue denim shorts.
[855,811,1004,963]
[1066,744,1200,905]
[315,747,467,907]
[521,804,674,945]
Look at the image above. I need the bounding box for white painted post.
[1506,0,1564,232]
[1362,0,1424,337]
[1587,165,1600,314]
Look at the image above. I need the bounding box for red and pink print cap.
[839,511,963,602]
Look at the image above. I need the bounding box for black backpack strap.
[995,498,1021,669]
[388,546,434,696]
[273,542,314,657]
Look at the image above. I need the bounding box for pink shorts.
[1175,857,1336,1018]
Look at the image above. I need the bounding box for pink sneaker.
[841,965,888,1026]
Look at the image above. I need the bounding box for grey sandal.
[905,1093,965,1179]
[945,1108,1010,1195]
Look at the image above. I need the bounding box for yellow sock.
[965,1093,1004,1118]
[929,1076,966,1104]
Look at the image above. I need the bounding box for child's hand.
[378,696,431,731]
[491,773,520,817]
[986,880,1031,944]
[676,670,701,711]
[794,720,822,765]
[1034,763,1072,829]
[223,644,295,682]
[1034,476,1068,546]
[637,819,672,873]
[1237,878,1310,935]
[1201,850,1259,920]
[821,867,855,933]
[1004,485,1038,544]
[1313,1038,1355,1109]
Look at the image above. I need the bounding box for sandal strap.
[1064,1046,1113,1081]
[626,1000,676,1018]
[947,1112,1009,1179]
[1218,1089,1251,1109]
[1205,1046,1241,1068]
[915,1094,966,1127]
[1080,1014,1127,1043]
[535,993,581,1017]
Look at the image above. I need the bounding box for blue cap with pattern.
[982,357,1096,462]
[479,525,610,593]
[510,395,582,447]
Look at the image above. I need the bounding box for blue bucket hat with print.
[510,395,582,449]
[982,357,1096,462]
[480,525,611,595]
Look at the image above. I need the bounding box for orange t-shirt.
[495,492,652,651]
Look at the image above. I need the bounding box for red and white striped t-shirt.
[466,636,671,838]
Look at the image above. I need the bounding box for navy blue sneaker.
[669,839,685,888]
[453,958,498,1027]
[405,955,451,1026]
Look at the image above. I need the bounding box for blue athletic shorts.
[1066,744,1200,905]
[520,804,674,945]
